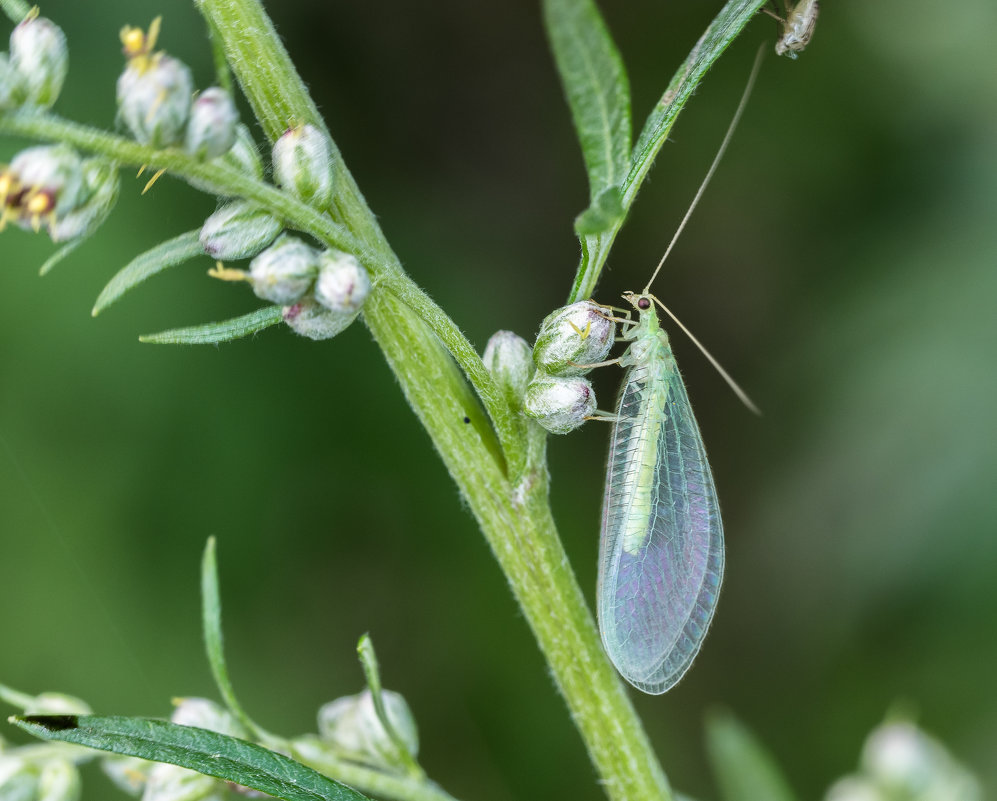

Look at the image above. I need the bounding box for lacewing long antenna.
[643,45,766,294]
[650,295,761,416]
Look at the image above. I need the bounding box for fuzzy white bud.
[185,124,263,197]
[5,144,87,231]
[9,14,68,109]
[116,54,193,147]
[248,234,320,304]
[101,755,151,797]
[184,88,239,161]
[199,200,282,260]
[523,374,596,434]
[317,689,419,770]
[533,300,615,376]
[170,697,245,738]
[0,53,25,110]
[313,250,369,314]
[282,297,358,341]
[49,159,120,243]
[824,777,883,801]
[272,124,335,210]
[36,760,80,801]
[483,331,534,407]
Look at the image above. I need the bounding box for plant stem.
[192,1,672,798]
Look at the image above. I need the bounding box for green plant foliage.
[12,715,371,801]
[706,710,797,801]
[139,305,282,344]
[93,230,204,315]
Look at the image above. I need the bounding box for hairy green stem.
[192,1,671,798]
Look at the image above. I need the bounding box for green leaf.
[92,231,204,316]
[542,0,631,198]
[573,185,624,236]
[705,710,798,801]
[12,715,370,801]
[139,306,283,345]
[356,635,423,779]
[0,0,30,23]
[201,538,266,741]
[626,0,766,207]
[567,0,766,304]
[39,237,87,277]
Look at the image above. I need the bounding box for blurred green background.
[2,1,995,799]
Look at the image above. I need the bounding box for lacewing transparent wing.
[597,295,723,694]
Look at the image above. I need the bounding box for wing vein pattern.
[597,333,724,694]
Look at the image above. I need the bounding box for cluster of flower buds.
[291,689,419,775]
[0,144,119,241]
[521,300,616,434]
[0,10,68,111]
[102,698,247,801]
[0,688,90,801]
[824,720,981,801]
[202,215,371,340]
[272,124,335,212]
[116,18,237,159]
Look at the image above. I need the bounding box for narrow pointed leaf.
[705,710,798,801]
[542,0,631,198]
[626,0,766,206]
[568,0,766,303]
[12,715,370,801]
[39,237,87,277]
[140,306,283,345]
[93,231,204,316]
[356,635,422,778]
[201,538,262,739]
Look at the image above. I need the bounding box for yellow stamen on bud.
[141,168,166,194]
[208,262,250,283]
[0,170,17,205]
[120,17,162,72]
[24,6,40,23]
[25,189,54,215]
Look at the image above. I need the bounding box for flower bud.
[9,14,68,109]
[170,697,245,738]
[532,300,615,376]
[184,88,238,161]
[101,755,151,797]
[199,200,282,260]
[49,159,120,242]
[483,331,534,407]
[523,374,596,434]
[824,777,883,801]
[313,250,369,314]
[141,763,220,801]
[185,124,263,197]
[317,689,419,770]
[0,53,26,110]
[18,691,91,716]
[861,722,937,794]
[248,234,320,304]
[36,760,80,801]
[6,144,86,230]
[0,755,38,801]
[282,298,358,341]
[116,54,193,147]
[272,124,334,210]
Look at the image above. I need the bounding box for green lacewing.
[595,51,763,694]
